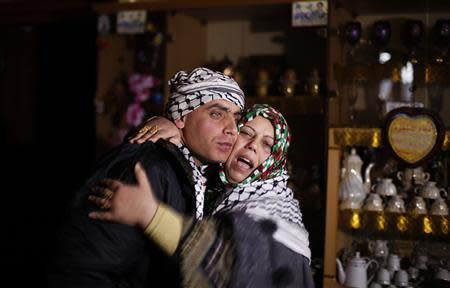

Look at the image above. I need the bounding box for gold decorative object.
[396,215,409,232]
[281,69,298,97]
[307,68,320,97]
[387,115,438,164]
[425,63,450,84]
[391,66,401,83]
[376,213,387,231]
[443,131,450,150]
[332,128,450,150]
[422,215,434,234]
[350,211,361,229]
[385,108,445,166]
[333,128,382,148]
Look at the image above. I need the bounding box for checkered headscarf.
[166,67,245,120]
[213,104,310,259]
[166,67,244,220]
[220,104,291,185]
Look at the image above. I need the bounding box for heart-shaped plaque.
[384,108,444,166]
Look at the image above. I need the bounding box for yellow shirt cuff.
[143,203,183,255]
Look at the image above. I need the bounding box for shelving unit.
[323,127,450,287]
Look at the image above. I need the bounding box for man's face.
[175,99,241,165]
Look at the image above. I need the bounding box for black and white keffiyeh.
[213,104,311,260]
[213,172,310,260]
[214,173,303,226]
[179,144,208,219]
[166,67,245,120]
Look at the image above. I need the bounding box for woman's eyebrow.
[243,125,256,133]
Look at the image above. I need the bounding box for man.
[48,67,244,287]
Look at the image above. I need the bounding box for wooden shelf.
[93,0,297,13]
[339,0,450,15]
[339,210,450,241]
[331,127,450,150]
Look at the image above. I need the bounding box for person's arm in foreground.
[89,163,315,288]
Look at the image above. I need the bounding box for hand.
[88,162,159,229]
[128,116,181,145]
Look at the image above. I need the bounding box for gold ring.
[139,125,150,134]
[103,189,114,200]
[148,125,159,135]
[100,201,110,209]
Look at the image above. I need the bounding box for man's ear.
[174,116,186,129]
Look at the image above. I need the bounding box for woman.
[89,104,314,288]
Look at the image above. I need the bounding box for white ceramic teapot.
[339,148,365,205]
[336,252,378,288]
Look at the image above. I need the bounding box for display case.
[323,126,450,288]
[324,1,450,285]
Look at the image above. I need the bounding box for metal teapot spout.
[335,258,345,285]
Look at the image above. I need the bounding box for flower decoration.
[124,73,155,127]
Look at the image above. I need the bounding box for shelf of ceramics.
[332,127,450,150]
[338,209,450,241]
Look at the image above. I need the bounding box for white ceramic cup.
[434,267,450,281]
[368,240,389,258]
[364,193,384,212]
[377,267,391,285]
[408,196,427,215]
[394,269,409,287]
[419,181,447,200]
[407,266,419,280]
[369,282,383,288]
[388,254,401,272]
[415,255,428,270]
[430,197,449,216]
[373,178,397,196]
[386,195,406,213]
[411,167,430,185]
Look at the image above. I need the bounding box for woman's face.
[225,116,274,183]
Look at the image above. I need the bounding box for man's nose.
[223,116,238,136]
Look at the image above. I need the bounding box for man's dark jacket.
[48,140,195,288]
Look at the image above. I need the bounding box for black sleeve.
[47,142,190,288]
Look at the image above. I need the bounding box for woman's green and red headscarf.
[220,104,291,185]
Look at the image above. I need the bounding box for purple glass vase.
[344,21,362,46]
[371,20,391,48]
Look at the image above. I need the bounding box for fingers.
[97,178,121,191]
[88,210,114,221]
[128,123,159,144]
[88,195,111,209]
[134,162,150,191]
[129,128,158,144]
[134,129,158,144]
[91,186,114,200]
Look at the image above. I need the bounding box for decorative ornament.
[344,21,362,46]
[384,107,445,167]
[371,20,391,48]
